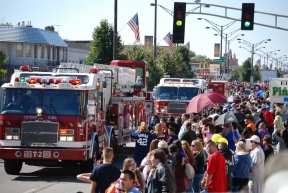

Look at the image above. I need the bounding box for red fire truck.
[0,60,148,174]
[153,77,201,117]
[206,80,229,97]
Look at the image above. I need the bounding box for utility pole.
[220,26,223,74]
[113,0,118,60]
[251,44,254,81]
[153,0,157,60]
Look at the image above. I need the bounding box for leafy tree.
[229,69,240,81]
[193,54,207,61]
[0,51,8,77]
[124,44,162,90]
[252,65,261,82]
[85,20,123,65]
[0,22,12,26]
[239,59,252,82]
[189,50,196,58]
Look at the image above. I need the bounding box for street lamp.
[237,38,271,83]
[198,18,238,74]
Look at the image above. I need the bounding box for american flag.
[164,32,173,51]
[127,13,140,42]
[186,41,190,51]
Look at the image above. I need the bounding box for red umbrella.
[186,92,227,113]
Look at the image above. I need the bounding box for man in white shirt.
[178,113,190,139]
[249,135,265,193]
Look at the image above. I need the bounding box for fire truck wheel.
[80,137,99,173]
[4,159,23,175]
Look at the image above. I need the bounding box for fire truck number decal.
[137,138,147,146]
[80,129,84,135]
[24,151,51,158]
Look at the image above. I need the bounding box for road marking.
[23,189,36,193]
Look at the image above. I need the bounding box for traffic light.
[172,2,186,43]
[241,3,255,30]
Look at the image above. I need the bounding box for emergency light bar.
[19,65,32,72]
[14,76,82,85]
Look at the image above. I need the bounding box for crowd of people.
[77,91,288,193]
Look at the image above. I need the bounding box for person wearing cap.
[248,135,265,193]
[157,140,176,169]
[244,114,256,131]
[232,141,252,192]
[218,137,233,192]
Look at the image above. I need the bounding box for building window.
[41,46,44,59]
[16,44,23,57]
[26,44,31,57]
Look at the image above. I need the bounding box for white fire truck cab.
[0,60,147,175]
[154,77,201,117]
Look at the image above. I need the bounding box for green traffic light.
[176,20,182,26]
[244,21,251,27]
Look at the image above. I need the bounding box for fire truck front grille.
[168,103,187,114]
[21,122,59,147]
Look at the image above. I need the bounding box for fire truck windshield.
[156,86,200,100]
[0,88,87,116]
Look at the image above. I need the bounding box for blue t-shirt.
[127,187,141,193]
[225,131,240,151]
[90,163,121,193]
[167,135,178,145]
[131,131,156,157]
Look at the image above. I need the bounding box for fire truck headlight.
[36,107,43,115]
[12,135,19,140]
[5,135,12,140]
[160,106,168,113]
[60,136,67,141]
[66,137,74,141]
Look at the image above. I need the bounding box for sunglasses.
[191,144,195,147]
[250,140,254,143]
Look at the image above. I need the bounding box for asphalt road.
[0,145,135,193]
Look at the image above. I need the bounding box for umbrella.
[186,92,227,113]
[257,90,264,97]
[215,111,247,125]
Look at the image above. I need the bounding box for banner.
[214,43,220,57]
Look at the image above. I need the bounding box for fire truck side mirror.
[87,100,96,116]
[102,81,107,88]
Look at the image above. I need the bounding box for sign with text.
[214,43,220,57]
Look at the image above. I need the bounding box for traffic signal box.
[241,3,255,30]
[172,2,186,43]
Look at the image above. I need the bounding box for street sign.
[216,58,226,63]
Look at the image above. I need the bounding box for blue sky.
[1,0,288,68]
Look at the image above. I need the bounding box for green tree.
[189,50,196,58]
[85,20,123,65]
[239,59,252,82]
[252,65,261,82]
[0,22,12,26]
[124,44,162,90]
[0,51,8,77]
[193,54,207,61]
[229,69,240,81]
